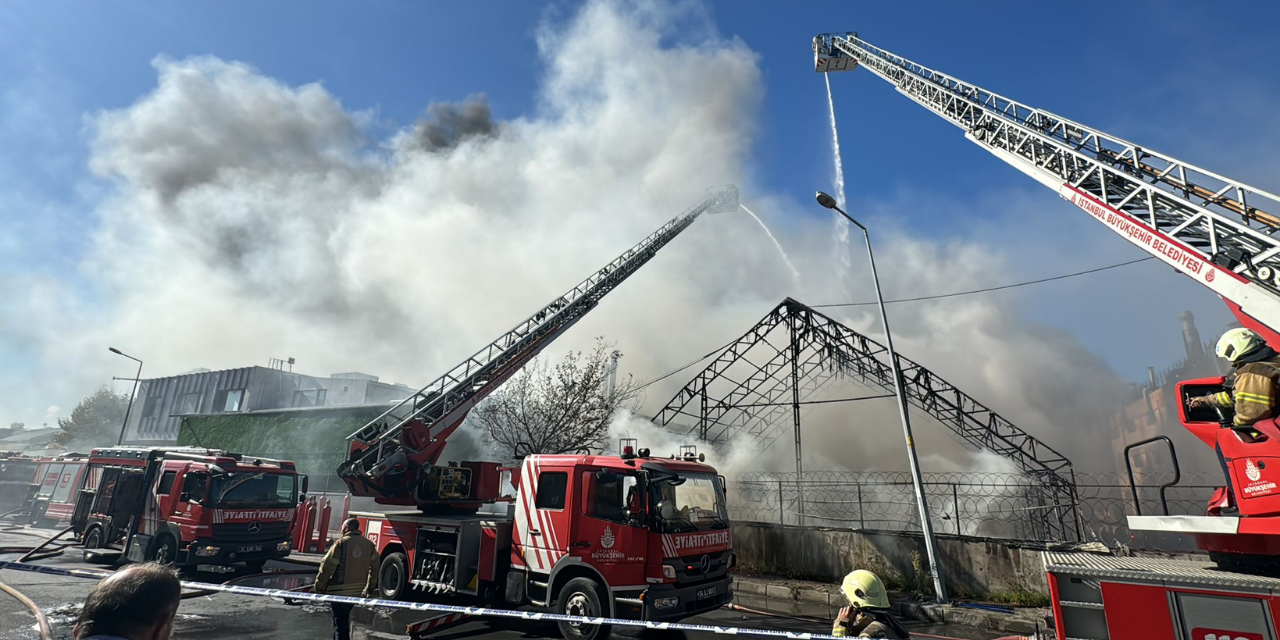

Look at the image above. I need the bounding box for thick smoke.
[4,0,1176,475]
[412,96,498,153]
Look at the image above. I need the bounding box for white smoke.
[3,0,1165,475]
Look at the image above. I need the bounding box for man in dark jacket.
[316,517,380,640]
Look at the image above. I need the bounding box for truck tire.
[557,577,612,640]
[378,552,408,600]
[152,534,177,566]
[83,526,103,551]
[28,502,48,527]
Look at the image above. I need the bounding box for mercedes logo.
[699,555,711,573]
[247,521,262,534]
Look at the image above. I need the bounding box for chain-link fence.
[728,470,1220,552]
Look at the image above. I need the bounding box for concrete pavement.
[0,527,1005,640]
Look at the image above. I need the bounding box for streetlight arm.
[108,347,142,364]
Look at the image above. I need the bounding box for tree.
[472,339,640,458]
[55,387,129,446]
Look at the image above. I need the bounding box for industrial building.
[121,364,413,444]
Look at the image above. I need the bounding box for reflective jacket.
[315,532,380,596]
[1205,354,1280,427]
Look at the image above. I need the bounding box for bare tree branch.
[473,338,640,459]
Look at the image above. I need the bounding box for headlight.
[653,597,680,610]
[276,541,291,552]
[662,565,676,579]
[193,545,220,557]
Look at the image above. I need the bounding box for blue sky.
[3,0,1279,426]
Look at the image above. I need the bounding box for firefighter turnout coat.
[1205,355,1280,427]
[315,531,380,596]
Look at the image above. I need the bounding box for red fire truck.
[23,453,89,527]
[357,444,733,640]
[71,447,306,571]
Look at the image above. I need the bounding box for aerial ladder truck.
[817,33,1280,640]
[336,188,740,640]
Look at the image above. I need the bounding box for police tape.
[0,561,841,639]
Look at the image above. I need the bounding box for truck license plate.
[696,586,716,599]
[238,545,262,553]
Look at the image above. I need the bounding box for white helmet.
[1216,328,1266,363]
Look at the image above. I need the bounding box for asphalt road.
[0,527,1003,640]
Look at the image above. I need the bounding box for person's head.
[840,569,889,611]
[343,517,361,534]
[1216,328,1268,366]
[74,563,181,640]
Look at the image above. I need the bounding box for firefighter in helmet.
[1188,328,1280,514]
[832,570,909,639]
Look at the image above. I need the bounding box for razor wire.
[0,561,839,640]
[728,470,1221,552]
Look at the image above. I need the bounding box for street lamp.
[109,347,143,446]
[815,191,948,603]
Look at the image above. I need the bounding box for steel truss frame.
[654,298,1080,540]
[815,33,1280,335]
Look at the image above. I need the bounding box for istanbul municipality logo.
[601,526,616,549]
[1247,459,1262,482]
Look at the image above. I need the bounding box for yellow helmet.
[840,570,890,609]
[1216,328,1266,363]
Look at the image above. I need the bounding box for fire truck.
[71,447,306,571]
[331,187,739,640]
[815,31,1280,640]
[357,445,733,640]
[23,453,89,527]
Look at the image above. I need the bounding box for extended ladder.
[815,33,1280,340]
[340,186,739,502]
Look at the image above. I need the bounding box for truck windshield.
[211,472,296,507]
[649,472,728,533]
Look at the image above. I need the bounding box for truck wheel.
[28,502,48,527]
[83,527,103,550]
[557,577,612,640]
[152,534,177,566]
[378,552,408,600]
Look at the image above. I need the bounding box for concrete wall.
[732,521,1049,599]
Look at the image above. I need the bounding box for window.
[157,471,177,495]
[584,470,640,525]
[292,388,327,408]
[213,389,245,412]
[173,393,200,416]
[183,472,208,502]
[534,472,568,510]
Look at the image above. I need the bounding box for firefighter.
[1188,328,1280,515]
[832,570,910,639]
[315,518,380,640]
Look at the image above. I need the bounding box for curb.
[732,577,1047,636]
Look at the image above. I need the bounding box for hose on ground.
[0,578,55,640]
[19,525,75,562]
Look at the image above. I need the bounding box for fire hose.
[0,578,55,640]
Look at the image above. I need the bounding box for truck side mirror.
[299,474,309,496]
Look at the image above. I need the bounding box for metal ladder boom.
[340,186,738,500]
[815,32,1280,339]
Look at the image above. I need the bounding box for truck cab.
[511,447,734,627]
[72,447,304,571]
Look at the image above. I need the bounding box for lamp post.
[109,347,143,446]
[815,191,948,603]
